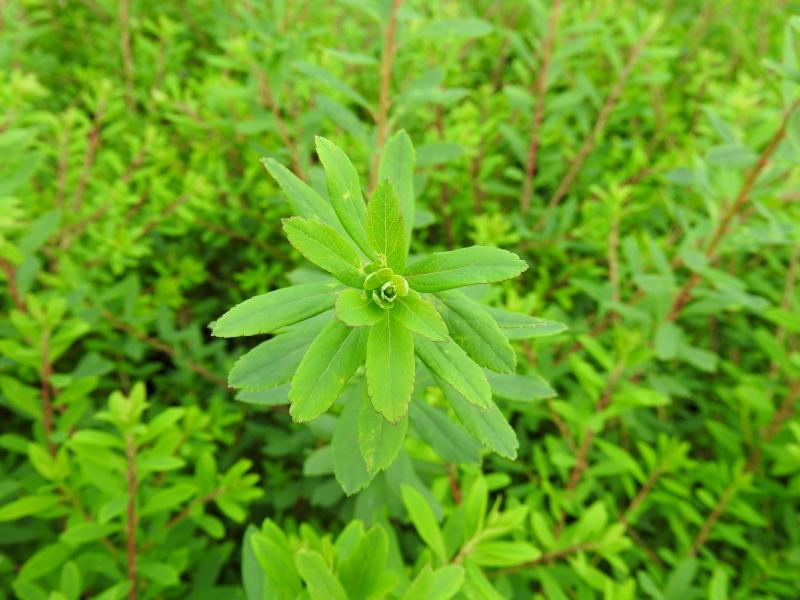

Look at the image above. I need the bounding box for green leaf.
[335,288,383,327]
[236,385,290,406]
[366,311,415,422]
[283,217,364,287]
[338,525,389,599]
[295,549,348,600]
[484,306,568,340]
[249,521,302,599]
[332,386,371,495]
[290,320,367,422]
[401,485,447,563]
[229,321,321,390]
[0,494,60,521]
[315,136,373,257]
[211,282,339,338]
[470,541,540,567]
[436,291,515,373]
[378,130,416,244]
[261,158,344,234]
[435,376,518,459]
[414,336,491,409]
[366,179,407,271]
[485,372,556,402]
[358,385,407,476]
[405,246,527,292]
[409,401,481,464]
[402,564,465,600]
[17,542,71,582]
[394,291,448,341]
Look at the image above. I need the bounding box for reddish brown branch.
[370,0,403,189]
[668,99,800,321]
[0,258,25,313]
[534,23,658,231]
[125,432,138,599]
[72,100,106,212]
[448,464,462,504]
[256,70,306,179]
[119,0,135,109]
[520,0,562,214]
[40,330,55,456]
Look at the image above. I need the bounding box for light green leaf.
[335,288,383,327]
[409,401,481,464]
[338,525,389,599]
[470,541,540,567]
[484,311,566,339]
[332,386,371,495]
[436,291,515,373]
[261,158,344,234]
[0,494,60,521]
[295,549,348,600]
[378,130,416,244]
[435,376,518,459]
[366,311,415,422]
[249,521,302,599]
[236,385,290,406]
[315,136,373,257]
[229,320,321,390]
[402,564,465,600]
[366,179,407,271]
[414,336,491,409]
[290,320,367,422]
[17,542,71,582]
[394,291,448,341]
[401,485,447,562]
[283,217,364,287]
[358,385,407,476]
[405,246,527,292]
[485,371,556,402]
[211,282,339,338]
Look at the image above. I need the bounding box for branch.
[125,431,138,600]
[534,22,658,231]
[520,0,562,214]
[370,0,403,189]
[0,257,25,313]
[667,98,800,321]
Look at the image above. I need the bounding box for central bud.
[363,264,408,309]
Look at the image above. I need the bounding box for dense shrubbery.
[1,1,799,598]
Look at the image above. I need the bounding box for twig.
[0,257,25,313]
[520,0,562,214]
[667,99,800,321]
[448,464,462,504]
[493,541,597,576]
[40,330,55,456]
[534,23,658,231]
[125,431,138,600]
[119,0,135,109]
[369,0,403,189]
[256,69,306,179]
[72,99,107,212]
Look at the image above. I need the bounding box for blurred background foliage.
[1,0,800,598]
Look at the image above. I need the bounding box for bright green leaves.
[283,217,364,287]
[401,485,447,563]
[315,136,373,258]
[405,246,528,292]
[289,320,367,422]
[211,282,339,337]
[366,311,415,422]
[366,179,407,272]
[216,134,558,485]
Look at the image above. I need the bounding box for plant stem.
[370,0,403,190]
[520,0,562,214]
[119,0,134,109]
[126,431,138,600]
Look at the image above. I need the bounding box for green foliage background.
[1,0,800,598]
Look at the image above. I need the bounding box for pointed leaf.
[229,320,322,390]
[366,311,415,422]
[211,282,339,338]
[335,288,383,326]
[436,291,515,373]
[484,306,568,340]
[366,179,407,271]
[401,485,447,563]
[405,246,527,292]
[394,291,448,341]
[249,521,303,599]
[333,386,371,495]
[283,217,364,287]
[409,401,481,464]
[295,549,348,600]
[485,371,556,402]
[414,336,491,409]
[262,158,344,235]
[358,385,407,476]
[435,376,518,459]
[338,525,389,599]
[378,130,416,244]
[289,320,367,422]
[315,136,373,257]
